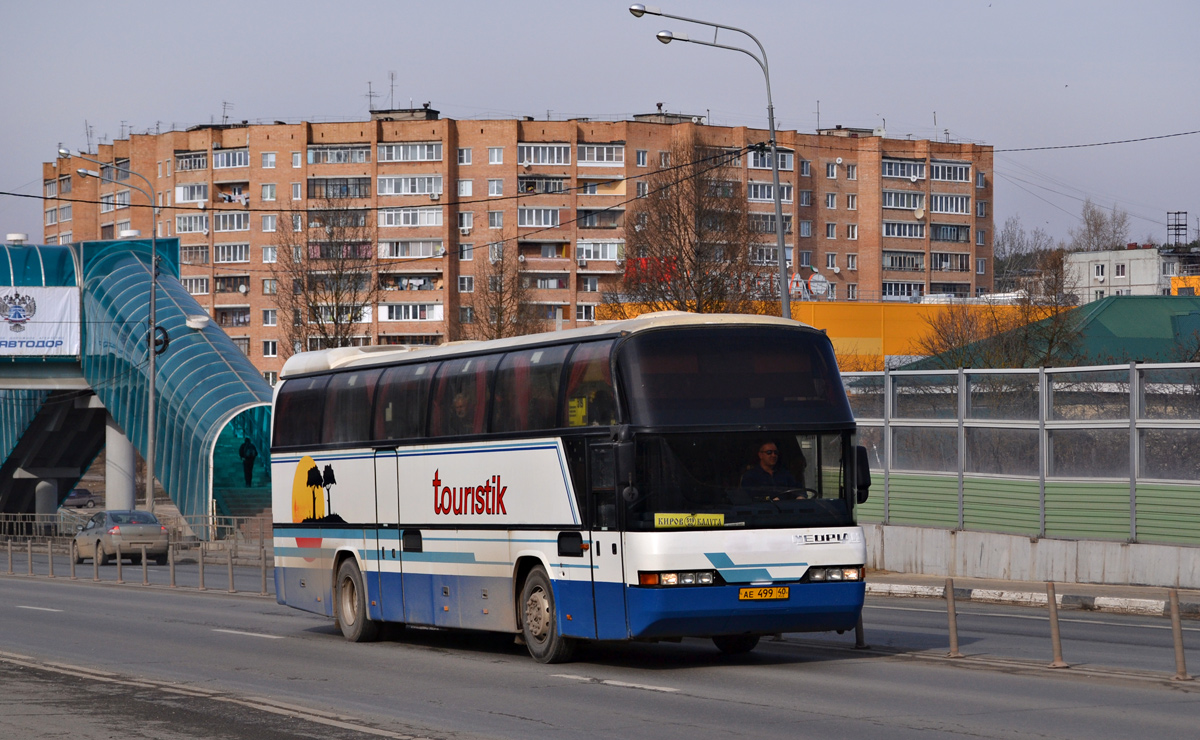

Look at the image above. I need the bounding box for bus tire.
[713,634,760,655]
[336,559,380,643]
[520,567,575,664]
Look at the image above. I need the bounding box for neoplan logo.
[432,470,508,516]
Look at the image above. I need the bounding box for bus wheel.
[713,634,760,655]
[336,559,380,642]
[520,567,576,664]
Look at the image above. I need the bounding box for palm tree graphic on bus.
[291,456,341,523]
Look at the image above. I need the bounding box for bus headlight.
[638,570,718,587]
[805,566,863,583]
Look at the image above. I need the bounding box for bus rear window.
[273,375,330,448]
[616,327,852,427]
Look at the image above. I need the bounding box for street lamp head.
[656,29,674,44]
[629,4,662,17]
[77,168,99,179]
[57,146,71,159]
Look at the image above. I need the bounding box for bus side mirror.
[855,445,872,504]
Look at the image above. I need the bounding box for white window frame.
[458,147,472,165]
[977,258,987,275]
[847,254,858,270]
[292,152,301,168]
[214,212,250,232]
[378,175,443,196]
[378,143,442,163]
[262,215,277,233]
[488,179,503,196]
[378,207,443,228]
[931,162,971,182]
[883,221,926,238]
[847,224,858,240]
[577,144,623,165]
[488,147,503,165]
[212,149,249,169]
[846,164,857,180]
[263,246,277,263]
[262,152,276,169]
[292,183,302,201]
[517,207,559,228]
[488,211,503,229]
[380,240,441,259]
[826,253,837,270]
[825,223,837,239]
[825,193,837,209]
[458,179,472,197]
[261,183,276,201]
[930,194,970,215]
[458,276,474,293]
[882,159,926,180]
[214,242,250,263]
[263,340,278,358]
[636,150,647,167]
[749,150,793,171]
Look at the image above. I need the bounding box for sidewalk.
[866,570,1200,618]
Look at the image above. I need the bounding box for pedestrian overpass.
[0,238,272,522]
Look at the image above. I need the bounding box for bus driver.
[740,442,805,500]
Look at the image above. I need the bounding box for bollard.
[116,544,124,585]
[141,545,149,586]
[198,546,206,591]
[69,541,77,580]
[946,578,963,658]
[47,541,54,578]
[854,614,870,650]
[260,543,268,596]
[227,547,236,594]
[27,541,33,576]
[93,546,99,582]
[169,543,177,589]
[1169,589,1192,681]
[7,539,12,575]
[1046,582,1069,668]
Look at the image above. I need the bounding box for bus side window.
[562,340,617,428]
[373,363,436,442]
[430,355,499,437]
[590,443,617,530]
[491,345,571,433]
[273,375,330,448]
[322,368,382,445]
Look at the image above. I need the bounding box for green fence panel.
[1136,483,1200,546]
[856,470,885,522]
[1044,480,1130,540]
[963,477,1040,536]
[887,473,959,527]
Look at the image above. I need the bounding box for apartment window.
[930,194,970,214]
[933,224,971,243]
[101,224,114,239]
[747,183,793,203]
[518,208,559,227]
[847,283,858,300]
[458,243,473,261]
[383,303,443,322]
[263,279,278,295]
[846,194,857,210]
[931,162,971,182]
[214,276,250,294]
[380,240,441,258]
[825,193,837,209]
[749,213,793,234]
[262,341,278,358]
[489,211,503,229]
[826,163,837,179]
[261,152,276,169]
[115,219,131,234]
[976,229,987,246]
[378,143,442,162]
[489,243,505,262]
[213,149,249,169]
[458,276,474,293]
[636,181,648,198]
[44,180,58,198]
[577,144,623,165]
[799,160,811,177]
[826,253,837,270]
[458,180,472,197]
[1163,262,1179,276]
[458,147,472,165]
[847,224,858,240]
[176,183,208,203]
[45,209,57,226]
[488,179,503,196]
[378,175,442,196]
[636,150,647,167]
[518,144,570,165]
[882,159,925,180]
[976,171,986,188]
[827,285,837,300]
[826,223,837,239]
[214,213,250,232]
[847,254,858,270]
[459,306,475,324]
[181,277,209,295]
[799,220,813,238]
[262,246,277,264]
[165,160,171,177]
[882,282,925,299]
[59,232,72,244]
[291,214,302,232]
[846,164,857,180]
[458,212,474,230]
[659,151,671,167]
[262,215,277,232]
[977,258,987,275]
[259,309,276,328]
[1115,263,1126,278]
[798,190,812,207]
[576,304,596,322]
[1094,289,1106,301]
[181,246,208,264]
[230,338,250,356]
[308,145,370,164]
[577,240,622,261]
[883,190,924,210]
[749,149,793,171]
[580,276,599,292]
[292,152,301,168]
[977,201,987,218]
[215,243,250,263]
[798,251,812,268]
[932,253,971,272]
[883,221,925,238]
[580,182,598,196]
[176,214,208,233]
[292,183,301,200]
[488,147,503,165]
[309,177,371,199]
[261,184,276,201]
[59,177,71,195]
[378,207,443,227]
[176,152,206,171]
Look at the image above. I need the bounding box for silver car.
[73,510,169,565]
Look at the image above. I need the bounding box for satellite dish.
[909,174,918,183]
[832,266,841,274]
[914,208,925,220]
[808,273,830,296]
[238,284,248,294]
[835,157,843,165]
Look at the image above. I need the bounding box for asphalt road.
[1,575,1198,740]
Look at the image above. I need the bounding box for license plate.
[738,586,789,601]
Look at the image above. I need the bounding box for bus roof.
[280,312,816,379]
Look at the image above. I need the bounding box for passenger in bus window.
[740,442,804,500]
[447,392,474,435]
[589,387,616,426]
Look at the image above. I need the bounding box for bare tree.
[603,132,775,317]
[1069,198,1130,252]
[460,242,541,340]
[994,215,1055,293]
[269,199,381,358]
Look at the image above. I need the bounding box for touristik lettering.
[431,470,508,515]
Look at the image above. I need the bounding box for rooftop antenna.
[366,81,379,110]
[815,100,820,132]
[84,120,94,154]
[389,71,396,109]
[222,101,234,125]
[547,109,552,120]
[119,120,128,139]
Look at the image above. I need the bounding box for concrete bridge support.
[105,414,136,511]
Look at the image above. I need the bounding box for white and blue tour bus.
[271,312,871,662]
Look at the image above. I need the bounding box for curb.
[865,582,1200,618]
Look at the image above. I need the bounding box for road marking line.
[212,628,284,639]
[553,674,678,693]
[16,606,63,613]
[551,673,590,681]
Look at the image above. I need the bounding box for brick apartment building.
[42,107,994,383]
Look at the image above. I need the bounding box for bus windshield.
[625,431,854,530]
[616,326,852,427]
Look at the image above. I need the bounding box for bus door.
[373,448,404,623]
[588,441,628,639]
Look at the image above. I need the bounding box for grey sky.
[2,0,1197,246]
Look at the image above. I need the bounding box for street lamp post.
[629,4,792,319]
[64,148,160,513]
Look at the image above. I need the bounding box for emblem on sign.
[1,292,36,333]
